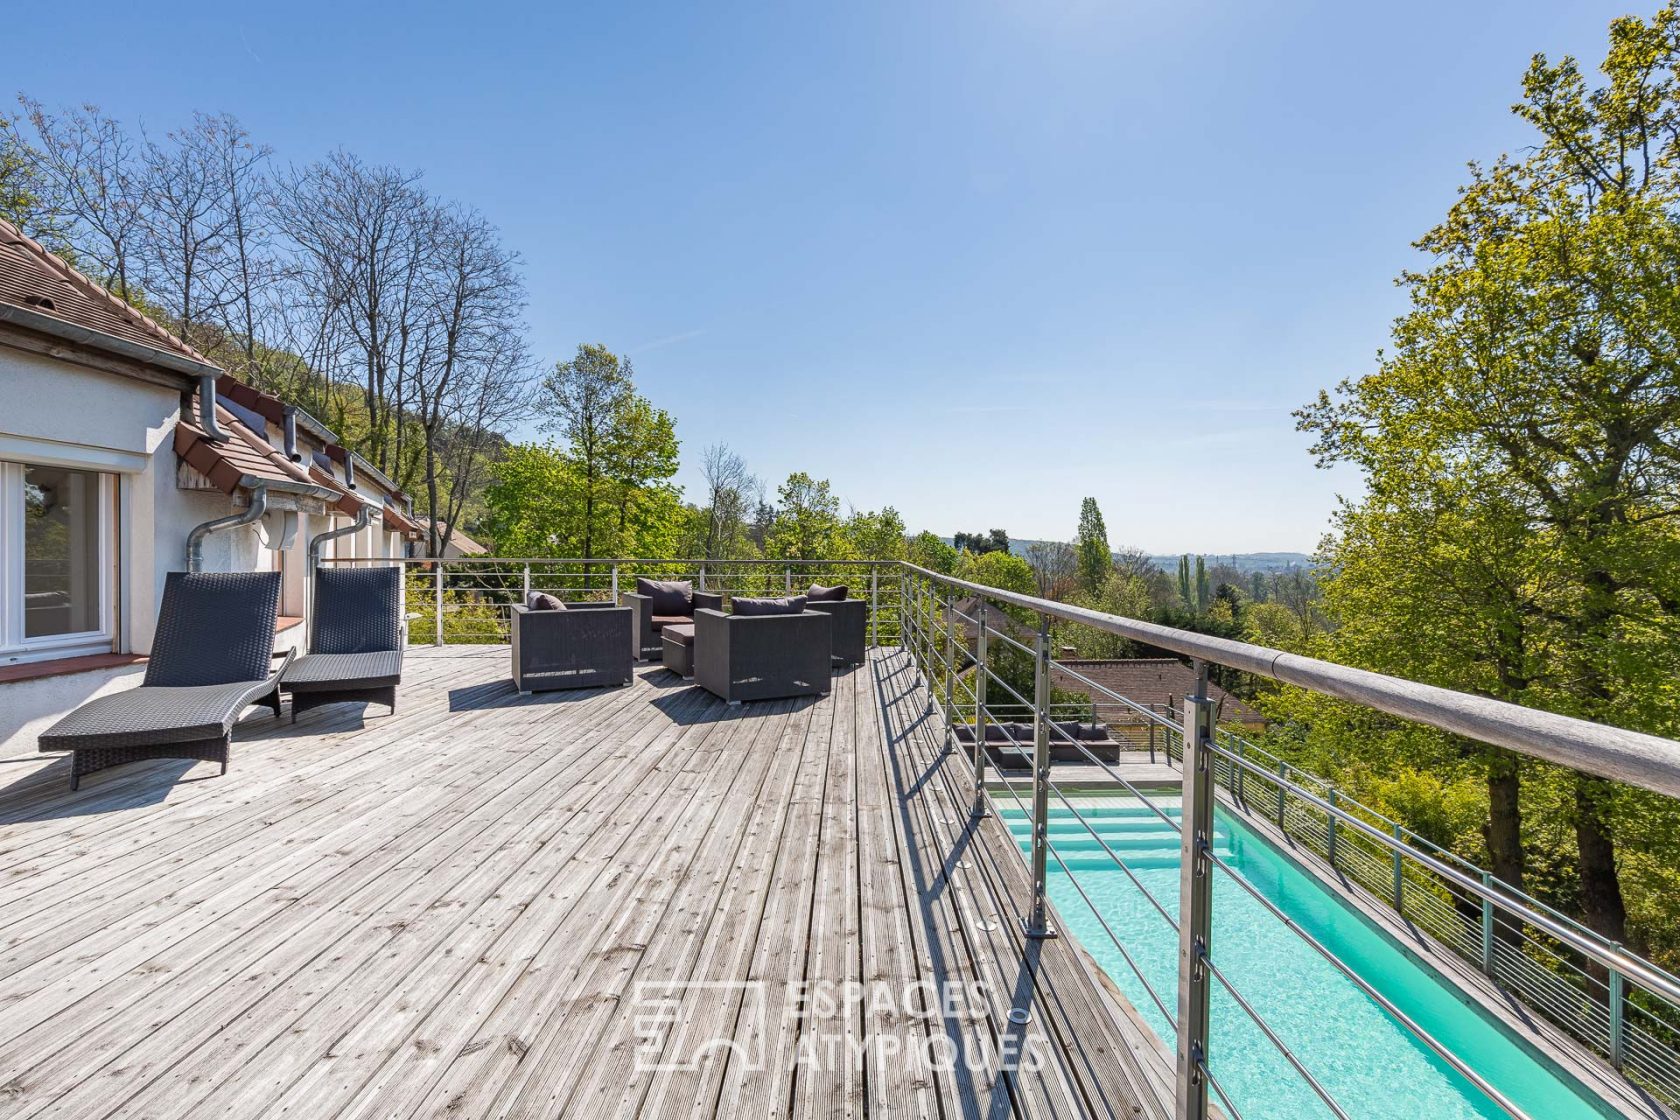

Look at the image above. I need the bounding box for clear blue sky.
[8,1,1640,552]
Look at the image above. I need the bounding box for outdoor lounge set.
[37,568,865,792]
[517,577,866,704]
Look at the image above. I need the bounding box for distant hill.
[1145,552,1313,574]
[942,538,1313,574]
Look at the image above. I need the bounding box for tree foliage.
[1294,2,1680,948]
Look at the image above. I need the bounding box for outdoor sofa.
[623,578,723,660]
[38,571,291,790]
[802,583,867,665]
[512,593,634,692]
[693,595,832,704]
[282,566,405,720]
[953,719,1122,764]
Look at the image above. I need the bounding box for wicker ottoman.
[662,623,696,679]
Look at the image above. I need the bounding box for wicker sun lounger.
[283,567,404,720]
[39,571,290,790]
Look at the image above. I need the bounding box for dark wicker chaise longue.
[38,571,292,790]
[282,566,405,720]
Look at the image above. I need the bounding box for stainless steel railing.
[322,552,1680,1116]
[319,556,904,650]
[895,561,1680,1120]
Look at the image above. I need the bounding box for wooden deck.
[0,646,1166,1119]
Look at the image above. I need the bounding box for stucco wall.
[0,662,147,761]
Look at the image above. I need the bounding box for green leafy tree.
[1297,2,1680,945]
[843,506,908,561]
[482,443,586,556]
[908,531,959,574]
[765,473,842,560]
[1074,497,1111,594]
[537,343,631,561]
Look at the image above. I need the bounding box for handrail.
[899,561,1680,801]
[896,561,1680,1118]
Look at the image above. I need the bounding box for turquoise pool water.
[1000,794,1610,1120]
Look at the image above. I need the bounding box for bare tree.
[276,151,424,474]
[700,443,756,560]
[7,98,145,298]
[1025,539,1078,600]
[137,114,236,345]
[411,204,530,555]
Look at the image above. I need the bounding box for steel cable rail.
[904,573,1380,1117]
[895,562,1680,1120]
[904,576,1523,1120]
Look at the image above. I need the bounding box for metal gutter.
[0,301,221,380]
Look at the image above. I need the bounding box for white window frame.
[0,460,116,665]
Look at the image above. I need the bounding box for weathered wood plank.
[0,647,1161,1120]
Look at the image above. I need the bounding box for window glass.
[23,464,103,637]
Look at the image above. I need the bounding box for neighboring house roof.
[1050,658,1265,725]
[174,404,336,504]
[416,518,486,555]
[0,217,218,377]
[949,596,1039,647]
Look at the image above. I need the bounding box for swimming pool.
[1000,793,1612,1120]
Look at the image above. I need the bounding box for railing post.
[1176,660,1216,1120]
[785,567,792,594]
[1326,787,1339,869]
[870,568,879,649]
[1234,740,1245,805]
[1148,722,1157,764]
[429,560,452,639]
[611,563,620,603]
[943,592,956,751]
[698,564,707,592]
[972,602,990,819]
[1609,966,1627,1069]
[1277,762,1288,828]
[1023,613,1057,940]
[522,563,531,604]
[1481,871,1497,977]
[1392,824,1405,914]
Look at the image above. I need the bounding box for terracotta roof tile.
[0,217,216,368]
[1050,658,1264,725]
[175,404,332,499]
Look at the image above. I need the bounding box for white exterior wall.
[0,661,148,762]
[0,346,188,659]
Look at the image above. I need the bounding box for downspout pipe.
[186,484,268,572]
[282,407,300,461]
[308,502,372,573]
[197,375,230,442]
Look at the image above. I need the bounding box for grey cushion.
[40,680,277,750]
[662,623,696,647]
[636,578,692,615]
[731,595,809,616]
[284,650,404,691]
[526,592,565,611]
[807,583,848,602]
